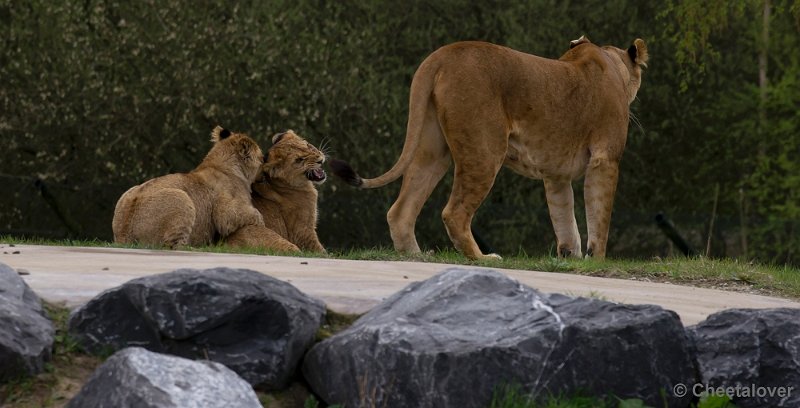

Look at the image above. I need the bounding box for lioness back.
[112,126,264,248]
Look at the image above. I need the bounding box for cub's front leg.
[226,225,301,253]
[213,194,265,239]
[293,231,326,253]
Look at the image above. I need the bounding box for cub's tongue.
[308,168,327,182]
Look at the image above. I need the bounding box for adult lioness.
[225,130,327,252]
[112,126,265,248]
[331,36,648,259]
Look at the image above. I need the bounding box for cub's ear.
[211,125,231,143]
[569,35,590,49]
[272,131,288,144]
[627,38,649,68]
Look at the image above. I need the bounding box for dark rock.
[66,347,262,408]
[0,262,54,383]
[68,267,325,390]
[0,262,45,315]
[689,308,800,408]
[303,268,695,408]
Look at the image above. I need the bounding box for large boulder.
[66,347,261,408]
[303,268,695,408]
[0,262,54,383]
[68,267,325,390]
[688,308,800,408]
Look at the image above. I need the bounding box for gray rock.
[303,268,695,408]
[66,347,262,408]
[0,262,54,383]
[68,267,325,390]
[689,308,800,408]
[0,262,44,314]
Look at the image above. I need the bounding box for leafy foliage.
[697,393,739,408]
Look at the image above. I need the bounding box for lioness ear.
[569,35,590,49]
[628,38,649,68]
[211,125,231,143]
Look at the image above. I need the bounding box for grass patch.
[208,244,800,300]
[0,302,102,408]
[489,385,659,408]
[3,235,800,300]
[490,385,616,408]
[327,247,800,300]
[490,385,739,408]
[316,309,362,341]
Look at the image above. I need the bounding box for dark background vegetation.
[1,1,798,264]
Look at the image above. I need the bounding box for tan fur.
[333,37,649,260]
[225,130,326,252]
[112,126,265,248]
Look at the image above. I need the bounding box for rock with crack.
[303,268,695,408]
[68,267,325,390]
[66,347,261,408]
[688,308,800,408]
[0,262,54,383]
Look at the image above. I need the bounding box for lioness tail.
[329,158,363,187]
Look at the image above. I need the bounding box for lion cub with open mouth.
[112,126,265,248]
[225,130,327,253]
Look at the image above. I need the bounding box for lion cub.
[112,126,265,248]
[225,130,326,253]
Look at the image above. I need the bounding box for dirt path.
[2,244,799,325]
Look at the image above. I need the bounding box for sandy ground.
[2,244,799,325]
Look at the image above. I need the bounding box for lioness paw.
[481,253,503,261]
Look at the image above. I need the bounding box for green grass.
[315,309,362,341]
[490,385,619,408]
[490,385,739,408]
[3,235,800,300]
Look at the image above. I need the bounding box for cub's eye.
[295,157,304,164]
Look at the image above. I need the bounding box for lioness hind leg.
[583,155,620,258]
[543,179,582,258]
[387,112,450,253]
[441,147,504,260]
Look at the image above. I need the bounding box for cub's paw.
[245,206,265,226]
